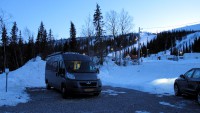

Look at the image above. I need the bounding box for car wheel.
[46,83,51,90]
[197,92,200,105]
[174,84,181,96]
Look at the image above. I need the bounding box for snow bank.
[0,56,46,106]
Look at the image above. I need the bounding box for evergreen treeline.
[1,21,200,71]
[0,22,55,71]
[192,37,200,52]
[0,20,137,71]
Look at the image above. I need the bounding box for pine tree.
[18,31,24,66]
[36,22,48,59]
[47,29,54,53]
[36,22,44,55]
[1,25,8,46]
[42,29,48,58]
[69,21,77,52]
[25,35,35,62]
[1,24,8,71]
[64,40,69,52]
[93,4,105,65]
[10,22,19,69]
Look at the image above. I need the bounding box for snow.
[183,53,200,59]
[140,32,157,45]
[159,101,185,109]
[102,89,126,96]
[135,111,150,113]
[174,24,200,31]
[159,101,175,108]
[134,32,157,49]
[0,56,46,106]
[108,32,156,59]
[100,57,200,95]
[1,55,200,106]
[175,32,200,49]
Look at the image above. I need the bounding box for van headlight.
[66,73,75,79]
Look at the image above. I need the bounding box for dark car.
[45,52,102,98]
[174,68,200,104]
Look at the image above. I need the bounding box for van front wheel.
[62,87,67,99]
[197,92,200,105]
[94,92,100,96]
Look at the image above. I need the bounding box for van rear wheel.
[46,83,51,90]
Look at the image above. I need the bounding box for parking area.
[0,86,200,113]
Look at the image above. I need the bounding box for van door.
[51,61,59,88]
[55,61,66,90]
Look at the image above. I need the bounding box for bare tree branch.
[105,10,119,37]
[0,9,12,33]
[119,9,134,35]
[81,14,94,38]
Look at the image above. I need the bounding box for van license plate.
[84,89,94,92]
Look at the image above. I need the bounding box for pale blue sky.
[0,0,200,40]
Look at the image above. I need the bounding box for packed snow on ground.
[159,101,175,108]
[100,57,200,95]
[135,110,150,113]
[0,55,200,106]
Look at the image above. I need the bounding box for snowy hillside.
[1,55,200,106]
[137,32,156,47]
[174,23,200,31]
[175,32,200,49]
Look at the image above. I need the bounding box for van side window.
[52,61,58,71]
[59,61,65,69]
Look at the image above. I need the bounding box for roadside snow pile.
[0,57,46,106]
[99,58,200,95]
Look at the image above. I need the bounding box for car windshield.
[64,61,97,73]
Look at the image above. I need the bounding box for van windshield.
[64,61,97,73]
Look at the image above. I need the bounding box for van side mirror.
[96,68,99,74]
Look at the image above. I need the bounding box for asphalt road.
[0,86,200,113]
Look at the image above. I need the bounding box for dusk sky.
[0,0,200,40]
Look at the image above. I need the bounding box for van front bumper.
[65,80,102,94]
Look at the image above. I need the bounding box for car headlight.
[66,73,75,79]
